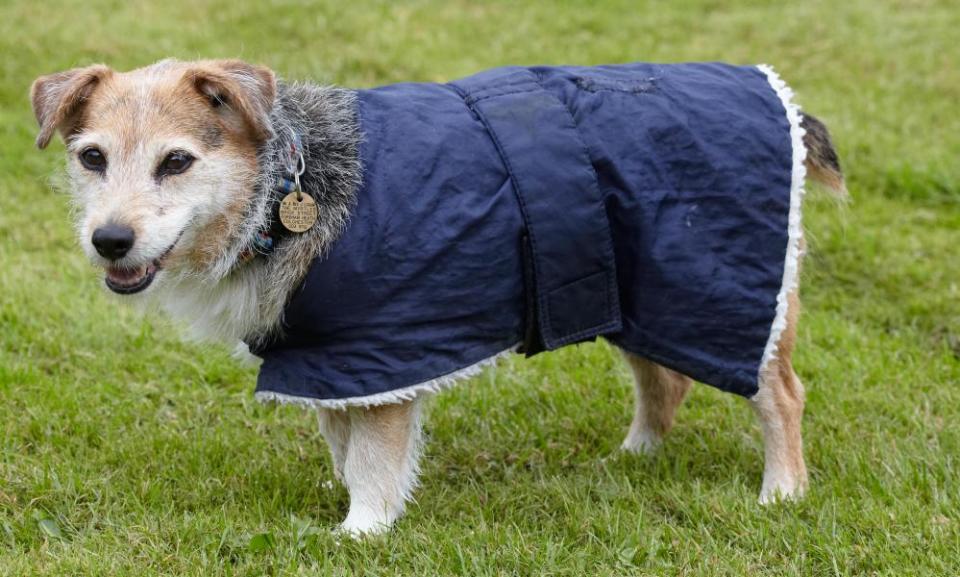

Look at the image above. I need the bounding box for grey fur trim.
[221,82,362,347]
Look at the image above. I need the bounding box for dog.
[31,59,844,535]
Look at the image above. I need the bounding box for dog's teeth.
[106,265,147,285]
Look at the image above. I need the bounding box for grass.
[1,0,958,574]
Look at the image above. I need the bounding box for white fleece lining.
[255,344,520,410]
[756,64,808,388]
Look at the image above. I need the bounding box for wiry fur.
[801,113,845,194]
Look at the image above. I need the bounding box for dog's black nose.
[92,224,135,260]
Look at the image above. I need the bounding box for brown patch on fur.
[32,59,273,157]
[752,287,808,494]
[31,64,113,148]
[623,354,692,437]
[354,402,419,449]
[182,60,277,142]
[801,113,846,194]
[200,124,225,149]
[80,63,261,157]
[187,194,251,269]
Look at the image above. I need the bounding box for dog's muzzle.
[102,232,182,295]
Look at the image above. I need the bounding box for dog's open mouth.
[105,262,159,294]
[103,237,180,295]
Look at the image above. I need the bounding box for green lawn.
[1,0,959,574]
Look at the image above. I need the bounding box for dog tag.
[278,191,319,233]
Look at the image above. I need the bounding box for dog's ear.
[30,65,113,149]
[187,60,277,142]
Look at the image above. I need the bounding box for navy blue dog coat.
[251,62,807,408]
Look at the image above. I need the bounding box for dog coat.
[250,62,806,408]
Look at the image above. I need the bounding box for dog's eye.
[79,147,106,172]
[157,151,195,177]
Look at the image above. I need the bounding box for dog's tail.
[801,113,847,195]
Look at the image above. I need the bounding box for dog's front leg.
[338,398,423,535]
[317,408,351,482]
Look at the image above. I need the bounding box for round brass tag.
[278,192,319,233]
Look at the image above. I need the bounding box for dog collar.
[235,132,308,267]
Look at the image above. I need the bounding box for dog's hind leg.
[751,290,808,503]
[339,398,423,535]
[620,352,692,454]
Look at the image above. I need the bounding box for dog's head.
[31,59,276,295]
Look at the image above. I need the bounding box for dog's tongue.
[106,264,152,286]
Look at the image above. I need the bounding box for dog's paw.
[758,474,807,505]
[620,429,662,455]
[337,507,396,537]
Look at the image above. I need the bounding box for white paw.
[621,429,662,455]
[758,473,807,504]
[337,506,397,537]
